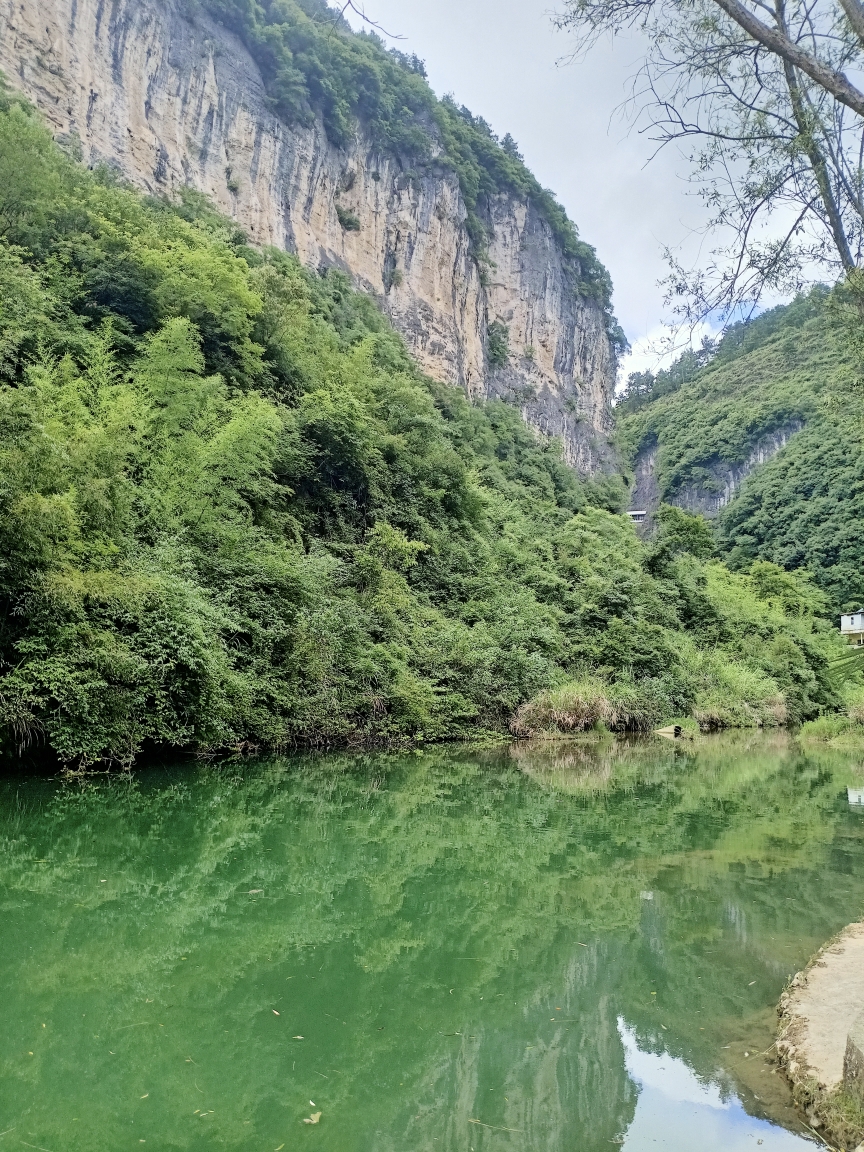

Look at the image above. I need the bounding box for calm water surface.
[3,731,864,1151]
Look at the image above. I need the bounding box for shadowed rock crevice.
[630,421,804,521]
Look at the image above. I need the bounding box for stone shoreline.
[776,923,864,1149]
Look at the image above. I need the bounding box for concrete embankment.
[776,922,864,1148]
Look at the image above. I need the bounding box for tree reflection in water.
[0,731,856,1150]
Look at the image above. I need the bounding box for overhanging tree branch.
[712,0,864,115]
[558,0,864,314]
[838,0,864,48]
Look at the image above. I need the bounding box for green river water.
[2,731,864,1151]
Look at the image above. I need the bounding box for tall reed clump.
[683,647,787,730]
[510,678,666,736]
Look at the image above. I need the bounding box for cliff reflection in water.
[1,732,860,1150]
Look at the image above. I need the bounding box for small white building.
[627,510,647,524]
[841,610,864,645]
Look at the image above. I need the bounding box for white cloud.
[618,1018,728,1109]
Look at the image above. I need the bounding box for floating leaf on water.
[303,1111,322,1124]
[273,1010,280,1015]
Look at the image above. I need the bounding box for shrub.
[799,714,853,740]
[487,320,509,369]
[335,204,360,231]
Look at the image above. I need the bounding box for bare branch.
[838,0,864,49]
[712,0,864,116]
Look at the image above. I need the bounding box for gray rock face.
[673,423,804,517]
[843,1011,864,1103]
[630,441,659,519]
[629,422,804,520]
[0,0,617,472]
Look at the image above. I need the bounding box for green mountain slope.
[616,291,864,611]
[0,86,845,765]
[717,421,864,611]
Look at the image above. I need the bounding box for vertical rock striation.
[629,422,804,519]
[0,0,617,471]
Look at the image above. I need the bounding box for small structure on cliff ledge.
[841,610,864,646]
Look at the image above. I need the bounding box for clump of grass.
[510,679,610,736]
[679,644,787,729]
[799,713,854,740]
[786,1075,864,1147]
[510,678,663,736]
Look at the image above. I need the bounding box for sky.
[343,0,717,377]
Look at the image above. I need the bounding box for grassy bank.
[799,683,864,747]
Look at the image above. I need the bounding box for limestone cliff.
[630,422,803,521]
[0,0,617,472]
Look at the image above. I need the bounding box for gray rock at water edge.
[845,1011,864,1102]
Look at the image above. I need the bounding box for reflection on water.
[1,731,861,1150]
[619,1020,814,1150]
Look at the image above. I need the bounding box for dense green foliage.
[192,0,623,343]
[615,290,840,498]
[0,89,845,764]
[615,289,864,611]
[717,419,864,611]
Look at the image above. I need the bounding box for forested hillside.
[616,291,864,612]
[0,84,846,766]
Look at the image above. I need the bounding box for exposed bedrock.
[776,921,864,1147]
[630,422,804,521]
[0,0,617,472]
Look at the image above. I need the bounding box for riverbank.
[776,923,864,1148]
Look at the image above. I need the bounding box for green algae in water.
[1,731,862,1150]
